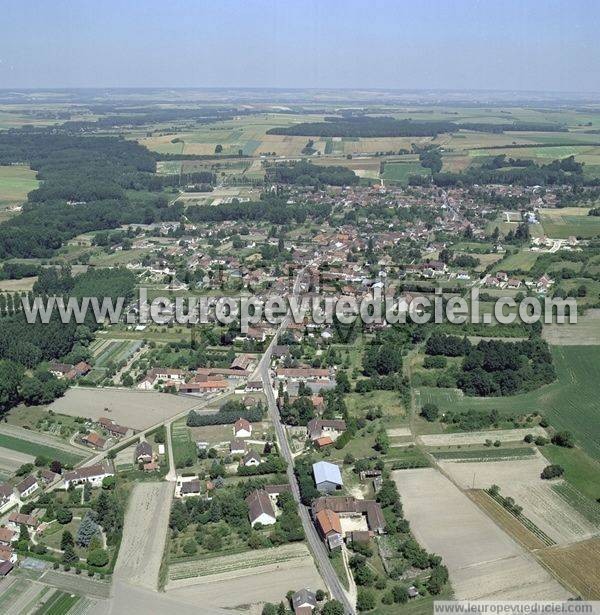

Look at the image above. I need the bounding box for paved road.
[257,269,356,615]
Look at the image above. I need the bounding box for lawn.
[0,433,84,465]
[417,345,600,461]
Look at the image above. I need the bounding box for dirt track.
[113,481,174,590]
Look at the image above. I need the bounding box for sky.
[1,0,599,92]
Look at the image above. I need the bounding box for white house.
[246,489,276,527]
[16,476,38,500]
[63,462,114,489]
[0,484,17,514]
[233,417,252,438]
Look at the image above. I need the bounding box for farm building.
[307,419,347,442]
[312,461,343,493]
[81,432,106,450]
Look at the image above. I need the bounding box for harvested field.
[438,455,598,544]
[420,427,548,447]
[543,309,600,345]
[0,276,37,291]
[48,388,201,430]
[38,570,112,599]
[0,445,34,476]
[537,538,600,599]
[114,481,174,590]
[468,489,548,550]
[392,468,570,600]
[167,543,323,608]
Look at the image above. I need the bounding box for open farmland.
[416,345,600,461]
[167,543,323,608]
[420,427,548,447]
[537,538,600,599]
[543,309,600,345]
[437,454,598,544]
[0,446,34,479]
[393,468,570,600]
[0,424,86,466]
[0,164,39,209]
[539,207,600,238]
[114,481,174,590]
[48,387,202,430]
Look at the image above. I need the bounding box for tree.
[76,510,100,547]
[551,431,574,448]
[61,530,74,550]
[50,460,62,474]
[262,605,277,615]
[321,600,344,615]
[83,481,92,502]
[541,464,564,480]
[62,543,78,563]
[215,144,223,154]
[356,588,376,612]
[102,475,116,490]
[87,548,109,567]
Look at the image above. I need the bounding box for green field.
[493,249,539,272]
[418,345,600,461]
[382,161,430,184]
[0,165,39,208]
[540,210,600,239]
[542,444,600,503]
[0,433,84,465]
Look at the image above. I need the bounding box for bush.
[87,548,109,568]
[420,403,439,422]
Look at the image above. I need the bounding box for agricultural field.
[537,538,600,599]
[416,345,600,461]
[539,207,600,239]
[420,427,548,448]
[382,161,430,185]
[114,481,174,590]
[543,309,600,345]
[170,421,197,469]
[48,387,201,430]
[0,424,86,466]
[393,468,570,600]
[467,490,548,551]
[437,453,598,544]
[0,164,39,209]
[492,249,539,272]
[166,543,323,608]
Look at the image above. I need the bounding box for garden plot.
[393,468,570,600]
[48,388,201,430]
[437,455,598,544]
[167,543,323,608]
[420,427,548,447]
